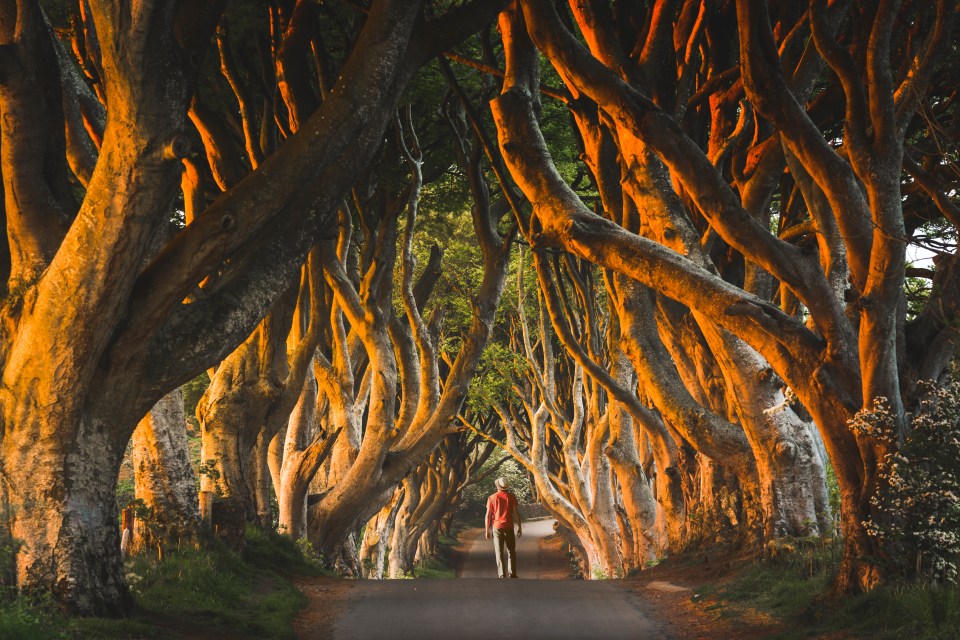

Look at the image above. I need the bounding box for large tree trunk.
[416,524,438,564]
[0,0,202,612]
[699,323,832,538]
[197,358,268,545]
[131,388,200,554]
[359,489,403,579]
[197,303,295,545]
[277,367,340,542]
[397,460,454,572]
[582,414,627,577]
[2,414,130,615]
[246,432,275,529]
[388,472,425,578]
[606,351,660,564]
[277,374,317,539]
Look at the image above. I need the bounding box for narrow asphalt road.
[458,517,557,578]
[328,519,668,640]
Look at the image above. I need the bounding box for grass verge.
[411,524,468,579]
[0,526,329,640]
[703,539,960,639]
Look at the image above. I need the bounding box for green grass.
[718,561,833,620]
[706,539,960,639]
[412,555,457,579]
[411,525,465,579]
[0,526,328,639]
[816,585,960,640]
[0,595,68,640]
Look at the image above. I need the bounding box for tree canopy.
[0,0,957,615]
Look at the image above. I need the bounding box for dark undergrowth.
[411,522,469,579]
[0,526,331,640]
[703,538,960,639]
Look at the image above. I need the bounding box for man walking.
[485,476,522,578]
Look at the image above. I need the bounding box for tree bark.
[131,388,200,555]
[2,414,130,614]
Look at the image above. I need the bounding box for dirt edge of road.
[453,526,483,576]
[537,528,572,580]
[625,556,783,640]
[293,576,355,640]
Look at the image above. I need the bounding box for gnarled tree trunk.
[131,388,200,555]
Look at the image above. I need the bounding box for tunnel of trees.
[0,0,958,617]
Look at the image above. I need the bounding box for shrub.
[0,591,67,640]
[857,384,960,583]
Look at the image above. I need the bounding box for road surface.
[459,517,562,578]
[327,518,668,640]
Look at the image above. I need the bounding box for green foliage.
[239,526,328,578]
[0,526,324,639]
[591,566,612,580]
[824,463,842,535]
[811,585,960,640]
[291,537,325,571]
[412,556,457,579]
[196,458,221,481]
[0,587,154,639]
[537,58,586,189]
[904,273,932,322]
[414,194,486,343]
[465,342,528,413]
[707,538,960,639]
[181,375,210,427]
[857,384,960,583]
[0,591,66,640]
[115,476,135,513]
[122,527,309,639]
[115,439,136,511]
[456,453,533,521]
[411,523,467,579]
[0,533,20,587]
[196,458,221,493]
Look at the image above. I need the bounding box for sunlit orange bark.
[305,111,514,569]
[0,0,219,614]
[492,0,957,592]
[0,0,505,613]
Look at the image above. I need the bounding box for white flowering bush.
[858,384,960,583]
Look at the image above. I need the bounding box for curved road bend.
[329,518,668,640]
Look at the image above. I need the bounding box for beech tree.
[1,0,957,616]
[0,0,506,614]
[130,389,200,555]
[491,0,958,592]
[387,439,463,578]
[301,100,515,570]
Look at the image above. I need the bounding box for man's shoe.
[510,575,518,578]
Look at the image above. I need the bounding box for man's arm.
[513,496,522,537]
[485,498,492,540]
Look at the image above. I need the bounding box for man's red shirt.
[486,489,517,530]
